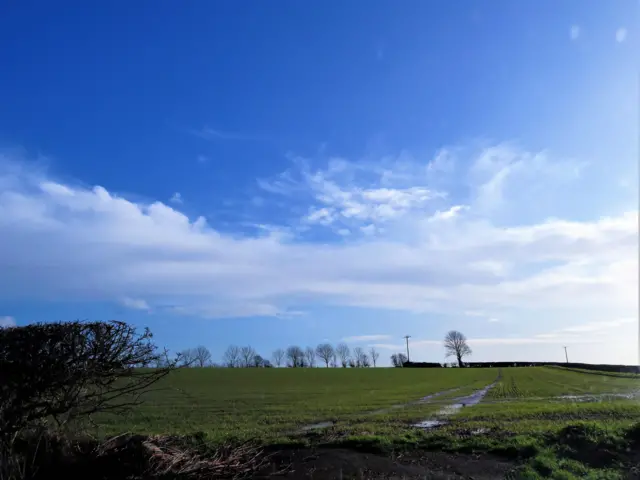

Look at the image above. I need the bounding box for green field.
[97,367,498,440]
[96,366,640,478]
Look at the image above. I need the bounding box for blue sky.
[0,1,637,365]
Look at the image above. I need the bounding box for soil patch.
[261,447,518,479]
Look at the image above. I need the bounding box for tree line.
[172,343,382,368]
[171,330,473,368]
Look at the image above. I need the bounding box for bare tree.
[315,343,335,367]
[391,352,408,367]
[286,345,305,367]
[193,345,212,367]
[398,352,408,366]
[330,353,338,368]
[152,348,174,368]
[444,330,472,367]
[272,348,285,367]
[271,348,284,367]
[304,347,316,367]
[223,345,241,368]
[369,347,380,367]
[252,354,265,367]
[353,347,367,367]
[336,343,350,368]
[361,353,371,367]
[240,346,257,367]
[0,320,174,437]
[179,348,196,367]
[390,353,399,367]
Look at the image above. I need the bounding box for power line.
[404,335,411,362]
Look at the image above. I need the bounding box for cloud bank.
[0,143,636,330]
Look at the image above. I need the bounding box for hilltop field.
[92,366,640,478]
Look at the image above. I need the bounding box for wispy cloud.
[197,155,209,164]
[169,192,183,204]
[342,334,391,343]
[616,27,628,43]
[488,318,500,323]
[259,142,585,235]
[119,297,150,311]
[191,126,268,142]
[0,316,16,328]
[570,25,581,40]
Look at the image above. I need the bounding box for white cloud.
[570,25,581,40]
[259,155,444,229]
[488,318,500,323]
[169,192,183,204]
[342,334,391,343]
[0,143,636,324]
[120,297,150,311]
[191,127,266,142]
[429,205,468,222]
[616,28,628,43]
[0,316,16,328]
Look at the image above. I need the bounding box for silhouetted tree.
[272,348,285,367]
[444,330,472,367]
[391,353,399,367]
[391,353,408,367]
[336,343,350,368]
[398,352,408,365]
[286,346,305,367]
[315,343,335,367]
[252,354,266,367]
[330,353,338,368]
[361,353,371,367]
[354,347,367,367]
[179,348,197,367]
[0,320,173,438]
[223,345,241,368]
[304,347,316,367]
[194,345,212,367]
[240,346,257,368]
[369,347,379,367]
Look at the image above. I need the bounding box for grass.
[92,366,640,478]
[94,367,497,440]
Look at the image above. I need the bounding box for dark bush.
[0,320,174,438]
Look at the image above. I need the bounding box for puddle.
[413,381,498,430]
[299,421,334,431]
[368,387,461,416]
[414,419,446,428]
[557,392,638,403]
[298,387,462,433]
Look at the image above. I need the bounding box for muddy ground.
[260,447,518,479]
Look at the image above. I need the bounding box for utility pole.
[563,346,569,364]
[404,335,411,363]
